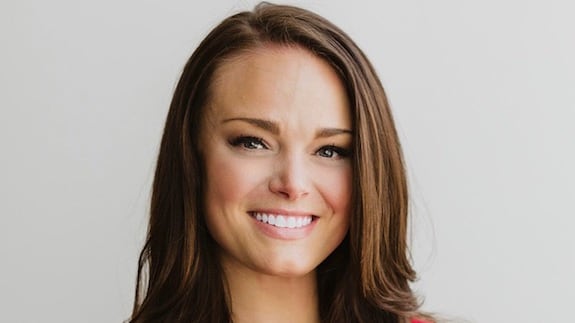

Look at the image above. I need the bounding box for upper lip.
[249,209,315,217]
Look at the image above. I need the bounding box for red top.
[411,319,430,323]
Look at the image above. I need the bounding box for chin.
[256,257,319,279]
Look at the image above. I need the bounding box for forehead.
[205,45,350,125]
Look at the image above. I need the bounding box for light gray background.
[1,1,573,322]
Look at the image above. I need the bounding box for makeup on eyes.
[315,145,351,159]
[229,135,268,150]
[222,117,352,158]
[228,134,351,160]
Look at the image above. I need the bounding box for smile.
[250,212,313,229]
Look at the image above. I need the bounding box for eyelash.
[229,136,268,150]
[316,145,351,159]
[229,136,351,159]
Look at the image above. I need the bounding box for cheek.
[204,152,269,210]
[316,165,353,216]
[313,165,352,260]
[202,150,271,248]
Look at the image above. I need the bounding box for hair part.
[129,2,422,322]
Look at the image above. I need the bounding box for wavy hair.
[129,2,422,322]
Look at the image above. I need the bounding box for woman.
[129,3,432,323]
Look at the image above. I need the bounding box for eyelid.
[228,134,351,158]
[316,144,351,159]
[229,135,269,150]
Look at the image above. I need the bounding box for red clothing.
[412,319,430,323]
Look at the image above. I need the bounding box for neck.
[222,261,321,323]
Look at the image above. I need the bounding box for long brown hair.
[129,2,421,322]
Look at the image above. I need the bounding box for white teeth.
[287,217,296,228]
[276,215,286,227]
[252,212,313,228]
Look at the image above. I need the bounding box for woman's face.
[200,46,352,278]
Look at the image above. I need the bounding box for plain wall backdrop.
[1,1,573,322]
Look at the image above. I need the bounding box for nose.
[268,153,310,200]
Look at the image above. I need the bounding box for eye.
[316,145,350,159]
[229,136,268,150]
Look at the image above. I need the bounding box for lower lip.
[249,213,318,240]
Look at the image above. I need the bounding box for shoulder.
[411,319,432,323]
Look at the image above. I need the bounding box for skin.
[199,45,352,323]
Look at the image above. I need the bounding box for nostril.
[267,155,312,199]
[272,188,308,201]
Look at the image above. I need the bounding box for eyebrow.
[222,117,352,137]
[223,117,280,134]
[316,128,353,138]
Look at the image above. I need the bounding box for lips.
[250,212,313,229]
